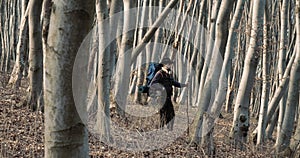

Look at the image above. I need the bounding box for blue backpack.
[138,62,163,95]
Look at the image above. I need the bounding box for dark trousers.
[159,98,175,130]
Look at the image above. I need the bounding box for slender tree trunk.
[199,0,236,155]
[230,0,265,149]
[289,4,300,152]
[256,5,270,145]
[196,0,221,105]
[151,0,165,62]
[114,0,136,116]
[27,0,43,111]
[276,0,288,147]
[265,107,279,141]
[189,0,221,145]
[131,0,179,64]
[134,0,148,103]
[265,47,296,130]
[8,0,29,89]
[109,0,123,78]
[275,0,300,152]
[44,1,95,157]
[95,0,112,143]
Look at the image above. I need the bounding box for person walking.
[150,58,188,130]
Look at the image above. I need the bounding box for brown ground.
[0,73,284,157]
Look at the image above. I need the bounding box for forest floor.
[0,72,281,157]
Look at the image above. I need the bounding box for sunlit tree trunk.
[199,0,235,155]
[230,0,265,149]
[44,0,94,157]
[189,0,223,151]
[276,0,288,146]
[196,0,221,107]
[275,0,300,152]
[256,5,270,145]
[8,0,29,89]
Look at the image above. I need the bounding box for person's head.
[161,58,173,69]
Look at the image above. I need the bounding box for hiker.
[149,58,188,130]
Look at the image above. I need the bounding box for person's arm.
[171,78,187,88]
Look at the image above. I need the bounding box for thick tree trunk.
[44,1,95,157]
[199,0,236,155]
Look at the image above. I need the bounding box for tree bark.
[95,0,112,143]
[27,0,43,111]
[44,0,95,157]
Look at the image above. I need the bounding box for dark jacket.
[150,69,185,98]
